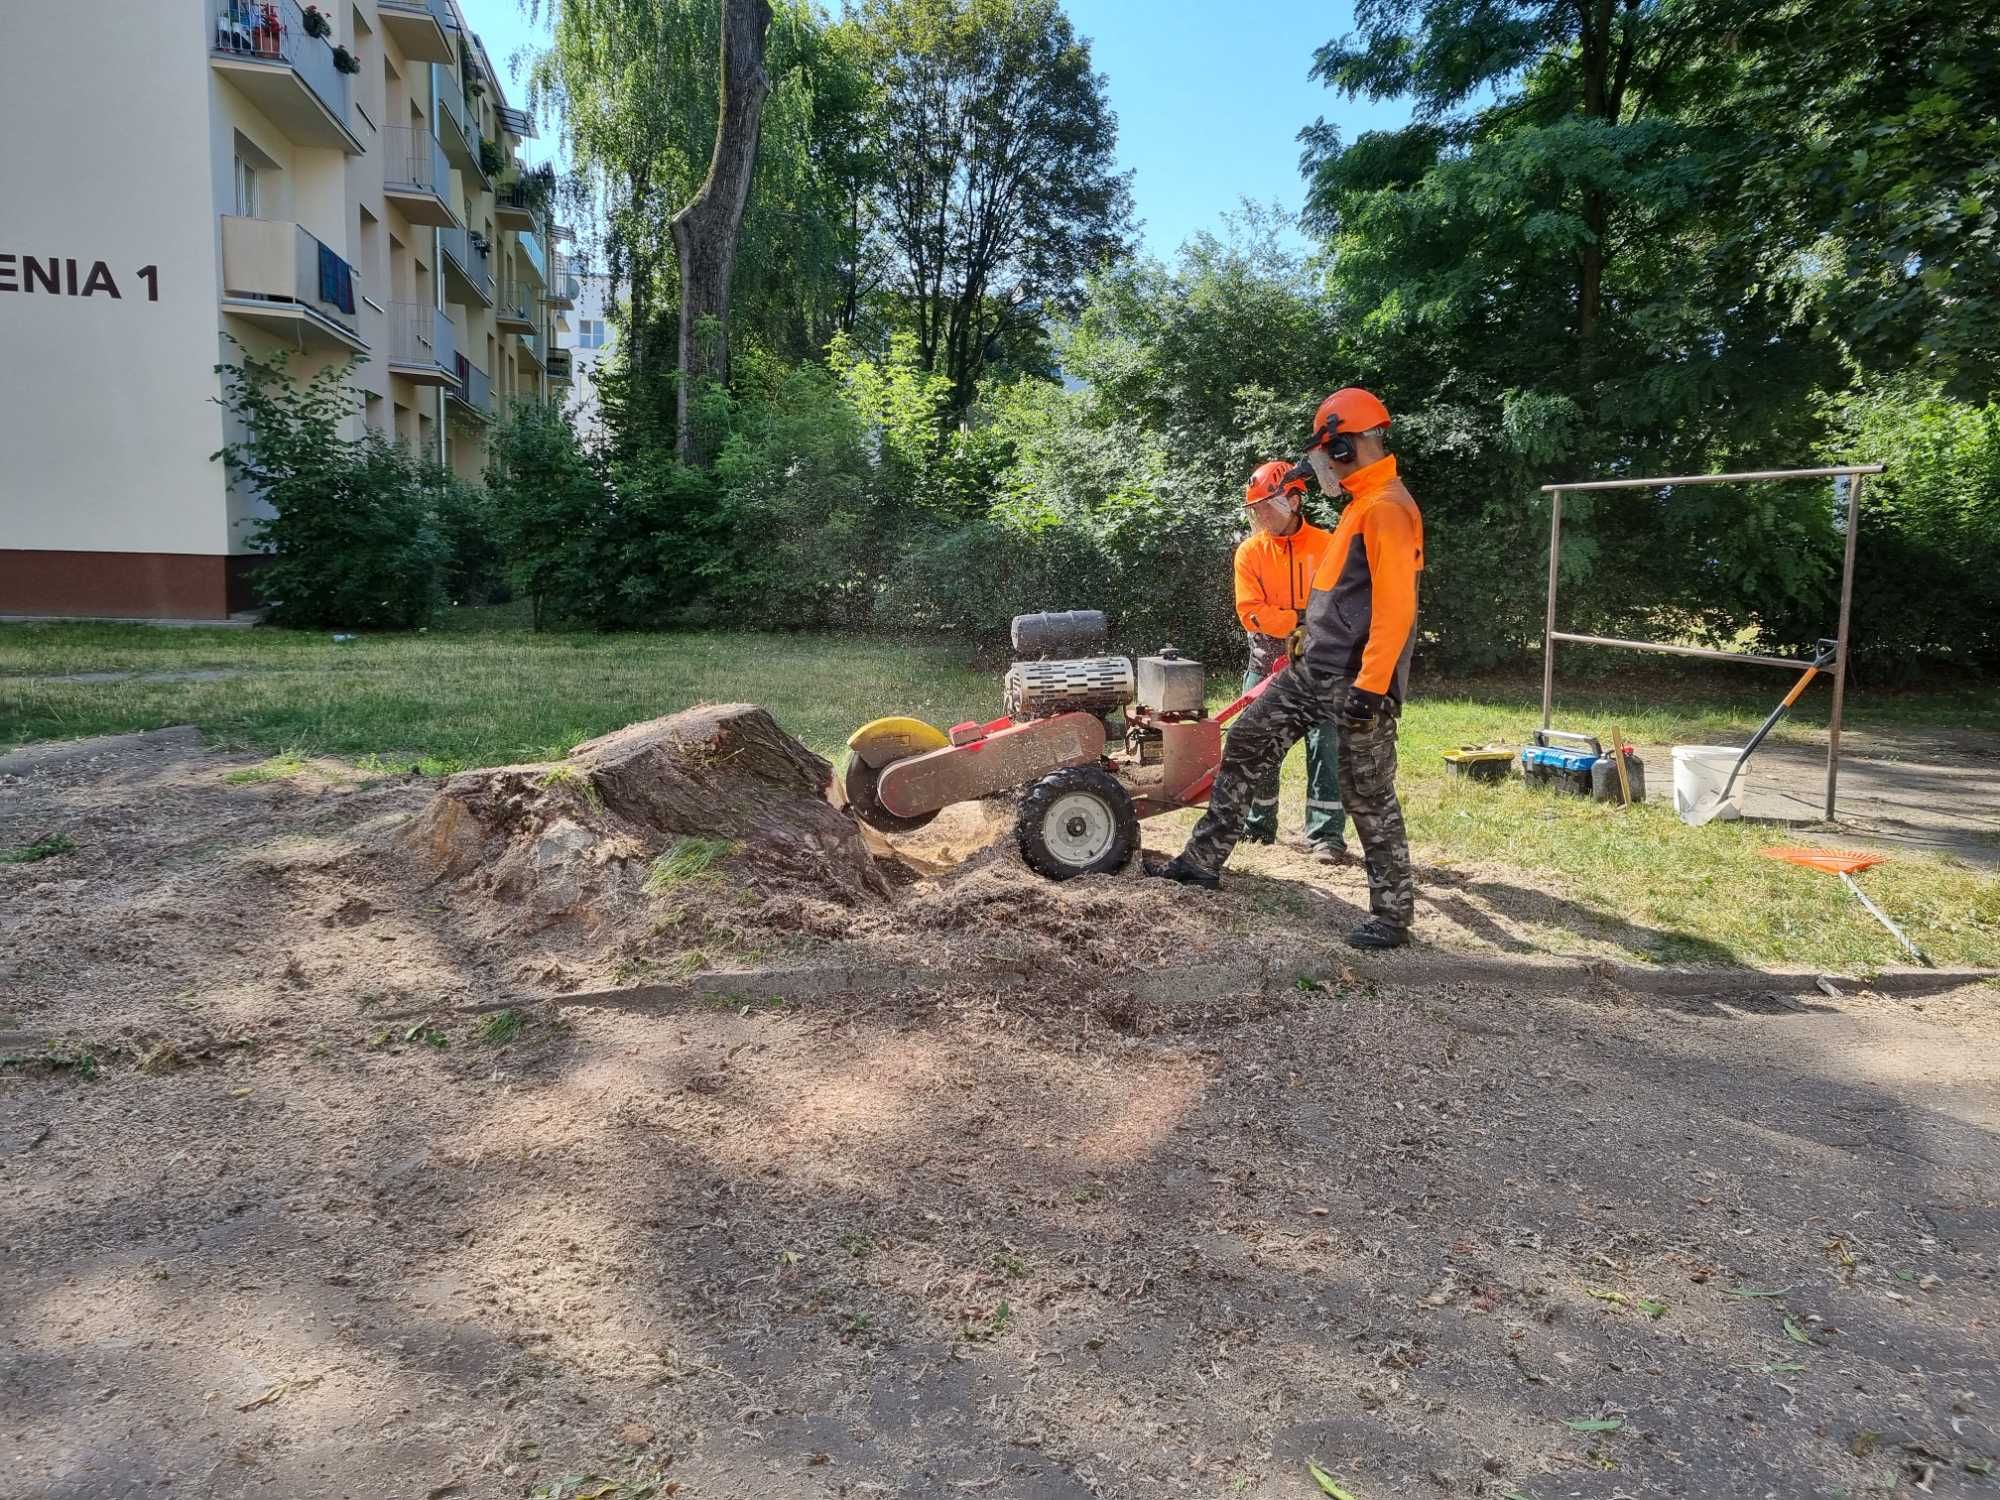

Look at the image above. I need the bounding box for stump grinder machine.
[839,610,1277,881]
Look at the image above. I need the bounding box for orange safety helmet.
[1244,458,1308,507]
[1309,387,1392,452]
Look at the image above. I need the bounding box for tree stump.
[409,704,886,931]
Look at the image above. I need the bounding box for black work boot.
[1146,854,1220,891]
[1346,917,1410,950]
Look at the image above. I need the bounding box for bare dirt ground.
[4,725,1999,1500]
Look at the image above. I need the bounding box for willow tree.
[669,0,773,459]
[523,0,879,455]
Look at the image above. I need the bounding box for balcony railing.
[515,227,547,287]
[496,182,545,232]
[383,125,453,205]
[495,280,537,328]
[432,64,483,177]
[439,226,494,305]
[450,354,494,418]
[210,0,357,152]
[388,299,456,380]
[516,331,544,369]
[219,216,361,342]
[547,348,573,380]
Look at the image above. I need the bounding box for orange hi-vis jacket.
[1302,455,1425,705]
[1234,518,1333,658]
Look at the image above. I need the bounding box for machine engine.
[1003,656,1134,719]
[1003,612,1207,723]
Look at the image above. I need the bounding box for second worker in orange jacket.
[1234,460,1348,857]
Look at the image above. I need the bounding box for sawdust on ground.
[3,728,1998,1499]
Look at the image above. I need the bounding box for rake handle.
[1838,871,1930,966]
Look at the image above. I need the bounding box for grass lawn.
[4,608,1995,971]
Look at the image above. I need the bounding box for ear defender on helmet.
[1308,387,1392,465]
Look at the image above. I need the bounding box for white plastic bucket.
[1672,745,1744,826]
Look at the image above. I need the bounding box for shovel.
[1690,638,1839,826]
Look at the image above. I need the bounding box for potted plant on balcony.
[469,230,490,256]
[301,4,330,38]
[332,45,361,74]
[479,139,505,179]
[520,162,558,220]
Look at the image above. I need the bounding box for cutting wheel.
[839,716,948,835]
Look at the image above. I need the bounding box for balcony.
[545,271,579,310]
[377,0,454,63]
[382,126,459,228]
[387,300,457,385]
[514,227,547,288]
[209,0,363,154]
[547,348,573,382]
[432,65,485,182]
[495,181,544,233]
[448,354,494,422]
[515,331,545,371]
[218,216,365,353]
[497,104,536,140]
[439,227,494,307]
[495,280,537,332]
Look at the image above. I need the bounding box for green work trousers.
[1240,665,1346,847]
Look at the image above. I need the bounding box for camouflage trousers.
[1181,662,1416,929]
[1240,666,1346,847]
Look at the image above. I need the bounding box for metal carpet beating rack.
[1537,463,1885,822]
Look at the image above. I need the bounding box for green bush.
[707,363,895,631]
[426,463,508,606]
[485,400,616,628]
[216,352,447,629]
[1818,381,2000,677]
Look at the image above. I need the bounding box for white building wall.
[562,272,618,441]
[2,1,231,557]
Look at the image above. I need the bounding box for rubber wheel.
[840,748,940,835]
[1016,766,1138,881]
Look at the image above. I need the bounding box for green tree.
[1716,0,2000,398]
[485,399,613,628]
[526,2,883,393]
[1297,0,1847,658]
[1817,380,2000,675]
[852,0,1136,416]
[214,352,447,629]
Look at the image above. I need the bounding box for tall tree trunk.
[669,0,773,464]
[1578,190,1606,384]
[624,163,652,382]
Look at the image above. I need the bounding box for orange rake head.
[1759,845,1887,875]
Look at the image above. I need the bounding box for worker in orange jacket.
[1234,460,1348,860]
[1153,388,1423,950]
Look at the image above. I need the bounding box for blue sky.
[454,0,1410,263]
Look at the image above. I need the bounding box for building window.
[579,318,608,350]
[233,155,260,218]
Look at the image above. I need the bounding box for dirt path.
[4,732,1998,1499]
[1642,725,2000,867]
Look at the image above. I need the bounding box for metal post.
[1542,492,1562,729]
[1825,472,1863,821]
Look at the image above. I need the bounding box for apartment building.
[556,270,618,441]
[1,0,572,620]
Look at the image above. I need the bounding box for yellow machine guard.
[846,716,950,769]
